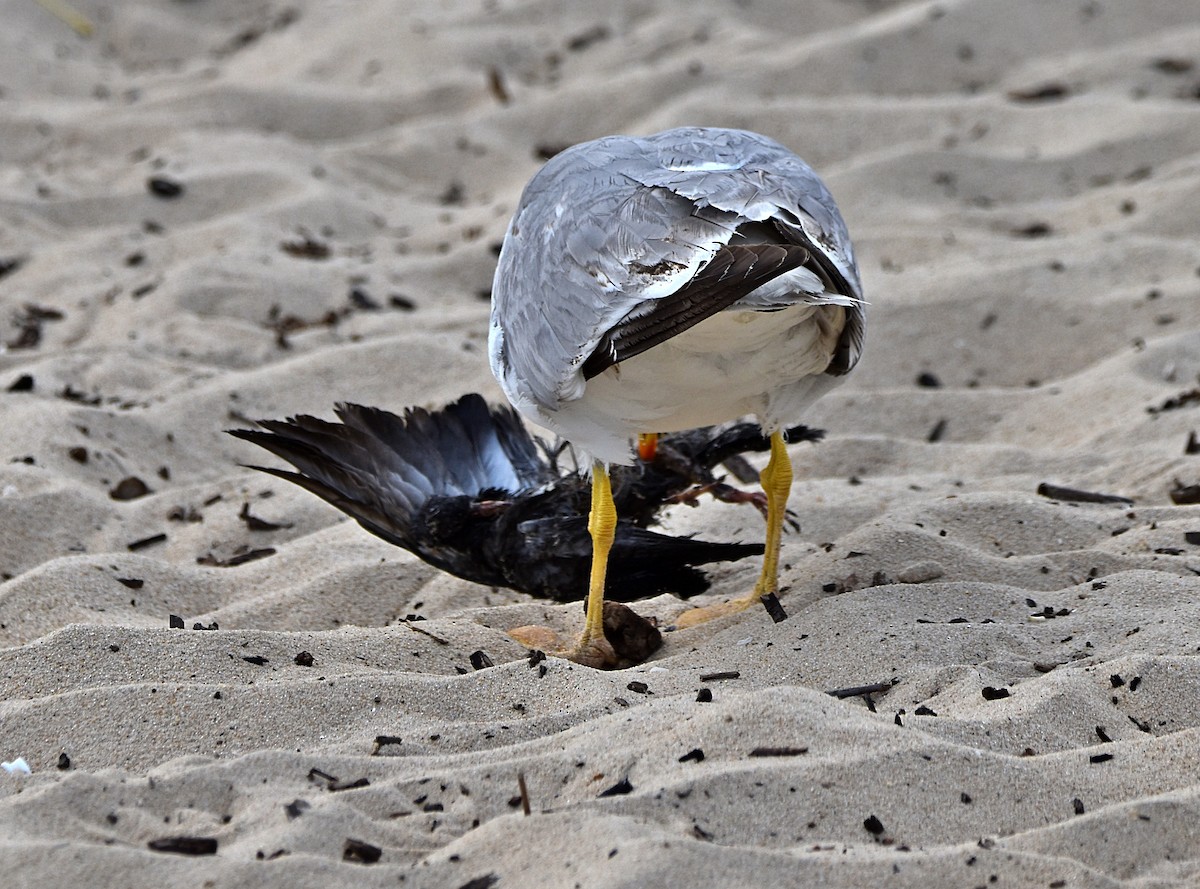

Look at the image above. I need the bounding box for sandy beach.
[3,0,1200,885]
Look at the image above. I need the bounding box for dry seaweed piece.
[110,477,152,501]
[0,256,25,279]
[1008,82,1071,102]
[566,24,610,51]
[458,876,499,889]
[372,736,403,754]
[147,176,184,198]
[281,235,331,259]
[981,686,1011,700]
[1148,387,1200,414]
[678,748,705,763]
[1152,57,1194,74]
[7,303,65,350]
[827,680,896,699]
[238,502,292,531]
[196,547,276,567]
[343,838,381,864]
[760,592,788,622]
[57,384,101,406]
[147,836,218,856]
[331,777,370,792]
[748,746,808,757]
[1037,482,1133,505]
[1170,483,1200,505]
[699,671,740,682]
[284,799,310,819]
[348,287,381,310]
[597,778,633,797]
[1010,221,1053,237]
[516,773,531,815]
[469,650,494,670]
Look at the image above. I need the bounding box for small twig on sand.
[1036,482,1133,506]
[827,680,897,699]
[516,772,531,816]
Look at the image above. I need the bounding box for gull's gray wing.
[490,126,865,411]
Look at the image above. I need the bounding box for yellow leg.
[509,460,638,667]
[578,460,616,652]
[753,430,792,600]
[677,430,792,628]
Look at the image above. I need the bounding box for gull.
[489,127,865,667]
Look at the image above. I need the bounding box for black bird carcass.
[229,393,821,606]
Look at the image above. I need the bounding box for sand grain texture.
[2,0,1200,886]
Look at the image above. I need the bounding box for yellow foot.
[509,602,662,669]
[675,593,764,629]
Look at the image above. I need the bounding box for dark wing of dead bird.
[230,394,777,600]
[227,394,553,555]
[496,514,762,602]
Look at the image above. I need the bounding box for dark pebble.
[598,778,633,798]
[284,799,310,819]
[110,476,152,501]
[343,838,382,864]
[147,836,217,856]
[147,176,185,199]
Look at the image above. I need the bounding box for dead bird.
[229,393,822,603]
